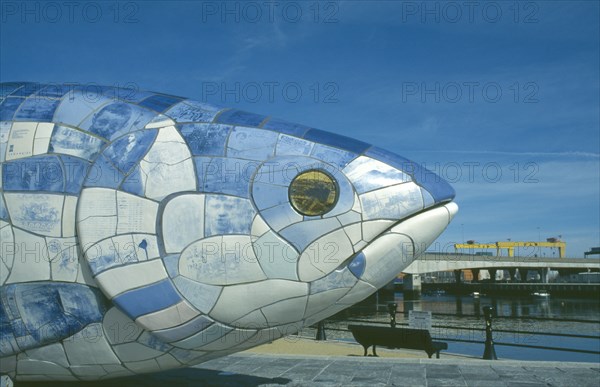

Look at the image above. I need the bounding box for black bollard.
[316,321,327,341]
[388,302,397,328]
[482,306,498,360]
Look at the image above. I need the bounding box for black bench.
[348,324,448,358]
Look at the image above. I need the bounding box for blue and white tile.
[262,117,310,137]
[261,296,307,326]
[60,155,90,195]
[32,123,54,155]
[310,143,357,170]
[0,98,25,121]
[63,323,120,365]
[144,114,175,129]
[359,182,423,221]
[360,233,413,289]
[85,238,119,274]
[5,122,36,160]
[250,214,270,238]
[171,322,232,350]
[140,127,196,200]
[204,195,255,237]
[310,267,357,294]
[0,194,8,221]
[95,259,168,298]
[336,210,362,227]
[153,314,213,343]
[62,195,77,237]
[336,280,378,307]
[304,288,349,319]
[53,91,113,128]
[343,222,362,245]
[226,127,278,161]
[297,228,354,282]
[172,276,222,314]
[179,123,231,156]
[113,343,164,362]
[116,191,158,235]
[253,231,299,281]
[165,100,222,123]
[209,280,307,324]
[24,343,69,368]
[4,193,64,237]
[103,129,157,174]
[202,158,258,197]
[138,94,183,113]
[3,155,65,192]
[79,102,157,141]
[216,109,266,127]
[102,307,142,345]
[279,217,341,252]
[132,234,159,261]
[120,165,146,197]
[77,188,117,248]
[179,235,265,285]
[0,121,11,161]
[196,328,257,352]
[13,98,60,122]
[162,194,205,253]
[259,203,302,232]
[232,309,269,328]
[47,236,79,282]
[361,219,395,242]
[0,222,14,285]
[250,181,289,210]
[343,156,411,194]
[136,300,199,332]
[15,359,71,377]
[83,154,124,189]
[421,187,435,208]
[275,134,314,156]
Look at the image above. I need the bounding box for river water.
[308,292,600,363]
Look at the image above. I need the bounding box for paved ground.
[15,352,600,386]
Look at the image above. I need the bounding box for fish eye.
[289,169,338,216]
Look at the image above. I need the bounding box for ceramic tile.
[162,193,205,253]
[275,134,314,156]
[14,98,60,122]
[336,280,377,306]
[144,114,175,129]
[49,125,105,160]
[4,193,64,237]
[95,259,168,297]
[0,98,25,121]
[204,195,255,237]
[47,236,79,282]
[61,155,90,194]
[61,195,78,237]
[179,123,231,156]
[172,276,222,313]
[138,94,183,113]
[3,155,64,192]
[116,191,158,235]
[360,233,413,288]
[209,280,307,323]
[32,123,54,155]
[343,156,411,194]
[232,309,269,328]
[113,279,182,319]
[304,288,348,318]
[361,219,394,242]
[171,322,232,350]
[166,101,222,123]
[262,117,310,137]
[79,102,157,141]
[359,182,423,221]
[153,314,213,343]
[16,359,70,376]
[5,229,50,283]
[131,234,159,261]
[304,129,370,154]
[226,127,278,160]
[179,235,265,285]
[279,217,341,252]
[261,296,307,326]
[254,231,299,280]
[421,187,435,208]
[140,157,196,201]
[259,203,302,232]
[84,238,118,273]
[53,91,112,128]
[0,121,11,162]
[120,165,146,197]
[343,222,362,245]
[24,343,69,368]
[84,154,124,189]
[297,228,354,282]
[196,328,257,352]
[113,342,164,362]
[103,129,157,174]
[310,143,357,169]
[102,307,142,345]
[202,157,258,197]
[251,181,289,210]
[250,214,270,237]
[136,300,199,332]
[309,267,357,294]
[216,109,266,127]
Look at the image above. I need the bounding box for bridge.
[401,253,600,289]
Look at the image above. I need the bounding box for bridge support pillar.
[508,268,517,282]
[471,269,480,283]
[539,268,549,283]
[489,269,497,283]
[403,274,421,299]
[454,270,462,284]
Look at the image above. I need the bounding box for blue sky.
[1,1,598,257]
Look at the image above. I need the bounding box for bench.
[348,324,448,358]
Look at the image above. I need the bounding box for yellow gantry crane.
[454,240,566,258]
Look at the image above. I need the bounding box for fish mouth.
[344,201,458,287]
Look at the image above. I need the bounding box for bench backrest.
[348,325,434,351]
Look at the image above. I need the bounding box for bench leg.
[372,345,378,357]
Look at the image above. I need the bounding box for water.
[307,292,600,363]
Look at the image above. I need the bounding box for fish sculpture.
[0,82,457,382]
